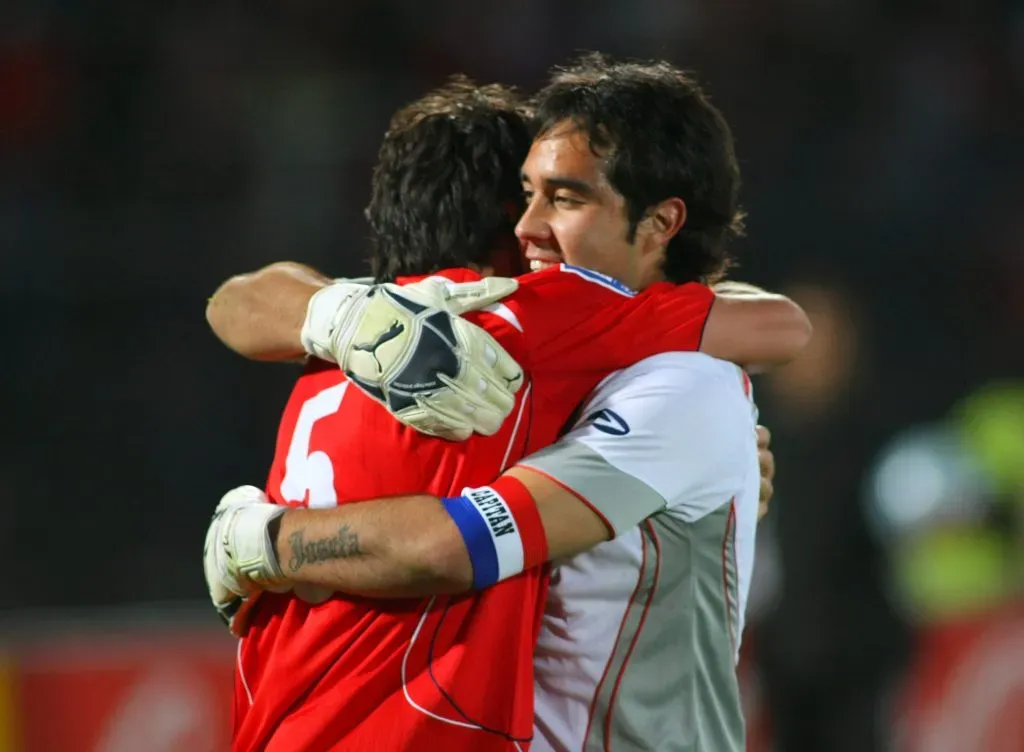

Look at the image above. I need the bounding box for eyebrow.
[520,174,597,198]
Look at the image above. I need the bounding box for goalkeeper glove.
[300,276,524,441]
[203,485,288,637]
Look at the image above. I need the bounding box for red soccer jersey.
[232,265,715,752]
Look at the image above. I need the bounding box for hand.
[756,425,775,519]
[300,276,524,441]
[203,485,288,637]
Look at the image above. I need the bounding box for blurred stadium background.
[2,0,1022,750]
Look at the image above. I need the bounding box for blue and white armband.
[441,476,548,589]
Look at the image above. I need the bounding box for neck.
[631,243,668,291]
[634,264,667,291]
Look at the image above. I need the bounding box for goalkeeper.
[205,76,807,752]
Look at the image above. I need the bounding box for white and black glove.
[203,485,288,637]
[300,276,524,441]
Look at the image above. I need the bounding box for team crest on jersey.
[583,408,630,436]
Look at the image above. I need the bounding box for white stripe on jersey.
[481,302,523,331]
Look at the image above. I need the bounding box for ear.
[642,197,687,247]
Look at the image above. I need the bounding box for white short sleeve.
[518,352,756,535]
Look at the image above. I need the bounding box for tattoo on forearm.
[287,525,362,572]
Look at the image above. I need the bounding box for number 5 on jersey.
[280,383,349,508]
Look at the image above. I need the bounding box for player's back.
[233,266,717,752]
[235,326,545,752]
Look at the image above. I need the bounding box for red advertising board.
[898,605,1024,752]
[2,629,235,752]
[2,606,1023,751]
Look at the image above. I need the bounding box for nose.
[515,196,551,245]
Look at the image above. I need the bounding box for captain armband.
[440,475,548,589]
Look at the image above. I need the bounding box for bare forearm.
[272,497,473,597]
[206,262,329,361]
[705,282,812,370]
[711,280,772,298]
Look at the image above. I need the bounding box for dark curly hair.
[365,76,534,282]
[534,53,745,285]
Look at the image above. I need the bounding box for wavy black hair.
[534,53,745,284]
[366,76,534,282]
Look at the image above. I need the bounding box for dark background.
[2,1,1022,749]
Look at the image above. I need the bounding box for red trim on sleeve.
[514,466,615,537]
[697,291,717,352]
[585,530,647,746]
[489,475,549,570]
[720,499,737,652]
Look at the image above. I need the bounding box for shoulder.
[577,354,754,482]
[571,353,755,463]
[531,353,755,523]
[518,264,636,297]
[581,355,755,518]
[586,352,750,417]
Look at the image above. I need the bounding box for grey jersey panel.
[519,439,667,534]
[584,504,744,752]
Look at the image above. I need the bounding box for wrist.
[268,510,285,569]
[230,503,288,589]
[300,283,370,362]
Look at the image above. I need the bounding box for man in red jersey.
[205,69,807,752]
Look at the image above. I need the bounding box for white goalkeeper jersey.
[519,352,760,752]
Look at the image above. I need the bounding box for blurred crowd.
[2,0,1022,749]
